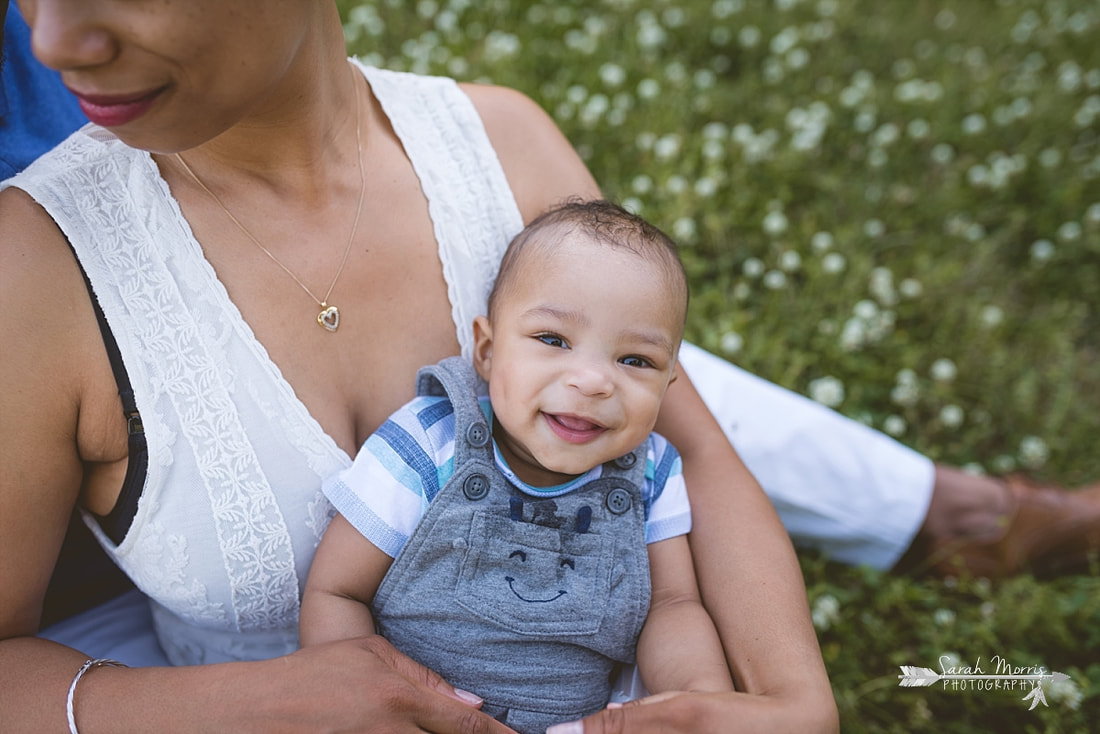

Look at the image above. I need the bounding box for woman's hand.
[259,635,517,734]
[546,689,839,734]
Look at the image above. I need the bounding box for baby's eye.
[536,333,568,349]
[619,355,654,368]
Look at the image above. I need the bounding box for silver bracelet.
[66,658,128,734]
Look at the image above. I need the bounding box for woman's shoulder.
[458,82,601,221]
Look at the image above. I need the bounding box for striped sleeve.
[642,433,692,544]
[321,396,456,557]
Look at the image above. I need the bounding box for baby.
[301,199,733,733]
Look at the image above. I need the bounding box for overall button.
[606,487,632,515]
[466,422,490,447]
[463,473,490,500]
[613,453,637,469]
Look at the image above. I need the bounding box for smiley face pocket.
[455,511,612,637]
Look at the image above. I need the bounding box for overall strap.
[415,356,493,467]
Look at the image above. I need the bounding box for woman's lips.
[544,413,606,444]
[70,88,163,127]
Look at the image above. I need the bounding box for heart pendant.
[317,305,340,332]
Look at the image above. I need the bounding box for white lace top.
[2,63,525,665]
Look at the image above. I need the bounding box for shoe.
[922,476,1100,579]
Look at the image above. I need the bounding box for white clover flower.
[636,22,667,50]
[742,257,765,278]
[979,601,996,618]
[636,131,656,151]
[869,267,897,306]
[694,69,717,90]
[962,463,985,476]
[855,110,877,133]
[811,231,834,252]
[1057,221,1082,241]
[739,26,761,48]
[1087,203,1100,224]
[763,210,789,236]
[821,252,846,274]
[712,0,744,20]
[1058,60,1083,93]
[931,143,955,164]
[631,174,653,194]
[694,176,718,198]
[968,164,989,187]
[991,454,1016,473]
[863,219,885,238]
[1030,239,1055,262]
[654,134,682,161]
[703,121,729,140]
[907,119,930,139]
[899,278,923,298]
[763,270,788,289]
[808,376,846,407]
[665,174,688,194]
[672,217,697,243]
[599,62,627,88]
[1019,435,1049,469]
[811,593,841,631]
[839,318,865,351]
[868,149,888,168]
[702,139,726,161]
[732,282,752,301]
[962,113,987,135]
[1046,676,1083,710]
[980,304,1004,327]
[786,48,810,70]
[853,299,879,320]
[720,331,744,354]
[883,414,907,436]
[637,78,661,100]
[621,197,644,215]
[1039,148,1062,168]
[891,383,918,408]
[933,608,956,626]
[930,358,957,382]
[779,250,802,272]
[940,404,964,428]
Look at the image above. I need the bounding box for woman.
[0,1,836,731]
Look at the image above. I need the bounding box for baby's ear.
[472,315,494,381]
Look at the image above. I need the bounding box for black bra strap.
[68,248,147,544]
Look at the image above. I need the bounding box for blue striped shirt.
[324,395,692,558]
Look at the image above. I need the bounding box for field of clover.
[337,0,1099,730]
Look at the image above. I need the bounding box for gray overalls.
[371,357,652,733]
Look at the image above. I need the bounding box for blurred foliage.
[337,0,1099,730]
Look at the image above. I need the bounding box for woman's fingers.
[354,636,518,734]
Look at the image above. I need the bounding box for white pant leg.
[39,589,170,667]
[678,342,934,570]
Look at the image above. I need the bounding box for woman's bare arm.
[0,188,516,734]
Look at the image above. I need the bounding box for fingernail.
[546,723,584,734]
[606,702,623,709]
[453,688,483,705]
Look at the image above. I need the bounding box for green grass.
[338,1,1100,730]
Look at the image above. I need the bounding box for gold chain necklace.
[174,63,365,333]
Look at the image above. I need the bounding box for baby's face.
[473,235,683,487]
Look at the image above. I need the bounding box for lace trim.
[360,63,524,359]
